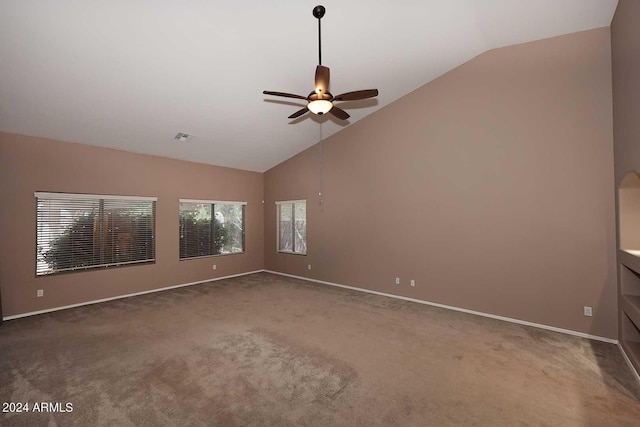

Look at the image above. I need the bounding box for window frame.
[178,199,247,260]
[35,192,157,277]
[276,199,307,255]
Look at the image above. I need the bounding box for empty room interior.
[2,0,640,425]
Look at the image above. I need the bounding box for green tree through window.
[179,200,245,259]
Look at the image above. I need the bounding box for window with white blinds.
[179,199,246,259]
[276,200,306,255]
[35,192,156,276]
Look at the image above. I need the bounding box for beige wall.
[612,0,640,360]
[612,0,640,249]
[0,27,619,339]
[0,132,264,317]
[264,28,618,339]
[612,0,640,185]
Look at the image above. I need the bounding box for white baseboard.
[618,343,640,384]
[264,270,619,345]
[6,268,636,383]
[3,268,622,347]
[2,270,264,321]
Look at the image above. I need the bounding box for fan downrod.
[314,5,325,65]
[313,5,325,19]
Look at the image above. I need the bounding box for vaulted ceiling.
[0,0,618,172]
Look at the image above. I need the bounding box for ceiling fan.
[263,5,379,120]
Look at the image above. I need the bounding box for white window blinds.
[179,200,246,259]
[276,200,306,254]
[35,192,156,276]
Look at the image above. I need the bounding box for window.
[276,200,306,254]
[179,199,245,259]
[35,192,156,276]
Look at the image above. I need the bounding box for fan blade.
[329,106,350,120]
[333,89,379,101]
[288,107,309,119]
[263,91,307,100]
[315,65,330,94]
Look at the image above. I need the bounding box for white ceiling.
[0,0,618,172]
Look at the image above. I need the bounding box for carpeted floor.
[1,272,639,426]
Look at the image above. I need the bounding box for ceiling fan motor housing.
[308,92,332,101]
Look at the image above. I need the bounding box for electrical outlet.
[212,264,216,271]
[410,280,415,287]
[37,289,43,297]
[395,278,400,285]
[584,306,593,317]
[308,264,311,270]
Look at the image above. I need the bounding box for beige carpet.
[1,272,639,426]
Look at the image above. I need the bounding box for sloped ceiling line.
[0,0,618,172]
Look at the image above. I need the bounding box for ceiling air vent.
[174,132,194,142]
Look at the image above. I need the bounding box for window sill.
[36,260,156,277]
[179,251,246,261]
[277,251,307,256]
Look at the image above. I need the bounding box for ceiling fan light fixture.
[308,99,333,115]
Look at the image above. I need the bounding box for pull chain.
[319,122,324,207]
